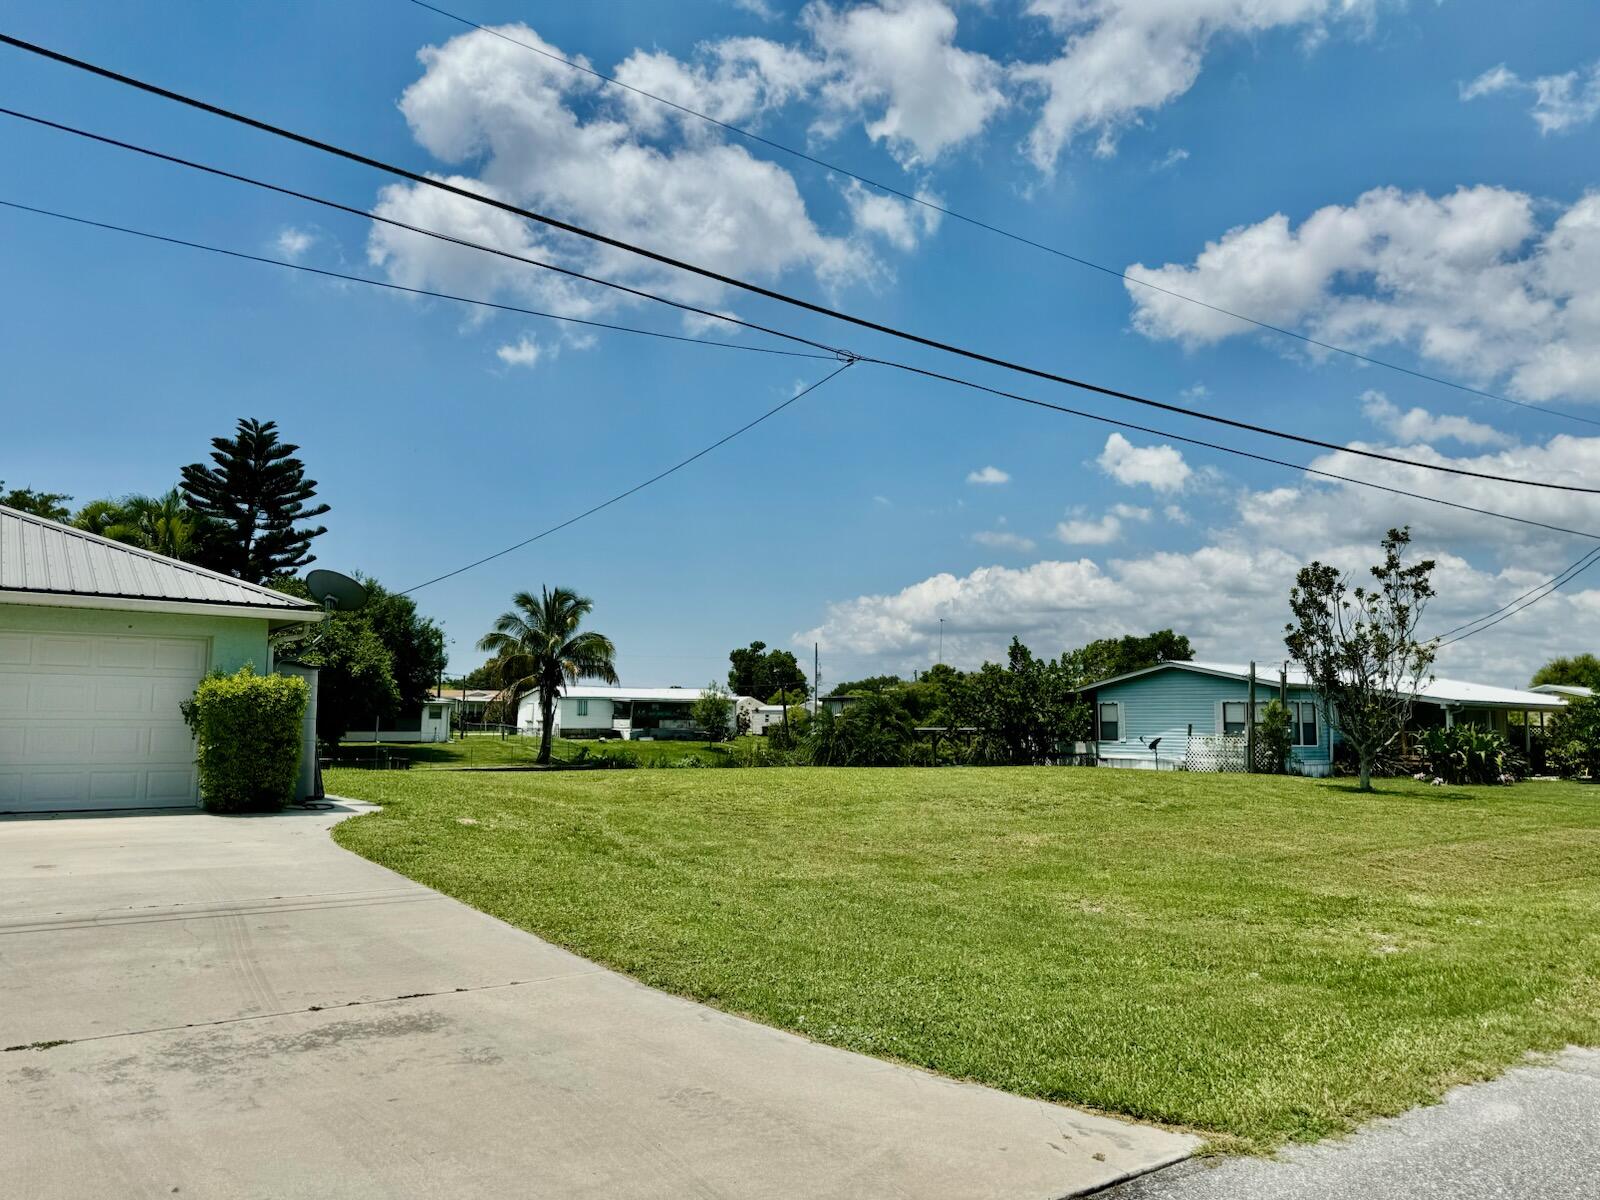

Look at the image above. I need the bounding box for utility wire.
[1,112,1592,545]
[1,37,1595,494]
[0,106,854,363]
[1431,546,1600,647]
[0,198,835,360]
[398,360,854,593]
[396,0,1600,432]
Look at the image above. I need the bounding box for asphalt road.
[1103,1048,1600,1200]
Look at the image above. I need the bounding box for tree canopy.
[181,418,330,584]
[727,641,809,702]
[1,482,72,522]
[1530,654,1600,692]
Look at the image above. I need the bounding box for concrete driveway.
[2,803,1196,1199]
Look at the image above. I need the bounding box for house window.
[1292,700,1319,747]
[428,706,443,720]
[1098,702,1121,742]
[576,699,589,717]
[1222,702,1248,736]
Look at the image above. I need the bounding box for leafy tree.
[1285,527,1437,792]
[1530,654,1600,693]
[478,587,618,765]
[1,481,72,521]
[297,618,400,743]
[74,490,216,562]
[275,574,444,741]
[180,418,331,584]
[949,637,1089,763]
[1063,629,1193,687]
[831,674,904,696]
[833,690,915,765]
[1546,695,1600,779]
[727,641,808,702]
[690,681,735,742]
[1256,700,1294,774]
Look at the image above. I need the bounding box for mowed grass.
[326,767,1600,1151]
[332,735,755,769]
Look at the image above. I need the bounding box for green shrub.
[1418,726,1516,785]
[1256,700,1294,774]
[181,666,309,812]
[1546,695,1600,779]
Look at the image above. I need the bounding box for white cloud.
[1125,186,1600,403]
[966,465,1011,485]
[1056,511,1124,545]
[369,24,877,329]
[1015,0,1376,170]
[1097,433,1192,492]
[842,180,944,251]
[807,0,1008,165]
[613,37,824,136]
[1154,147,1191,171]
[803,427,1600,683]
[1462,60,1600,135]
[1163,504,1191,525]
[1359,390,1511,448]
[1111,503,1152,521]
[971,529,1038,552]
[496,337,546,367]
[275,227,315,260]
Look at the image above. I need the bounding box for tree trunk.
[1358,754,1372,792]
[538,694,555,765]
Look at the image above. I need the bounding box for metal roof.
[1086,659,1568,710]
[1530,684,1594,698]
[518,685,752,704]
[0,504,321,616]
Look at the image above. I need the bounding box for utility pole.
[814,642,820,715]
[938,618,945,665]
[1246,660,1258,773]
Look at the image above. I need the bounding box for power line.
[2,113,1593,545]
[394,0,1600,431]
[1,37,1595,494]
[398,360,854,593]
[1431,546,1600,647]
[0,197,836,360]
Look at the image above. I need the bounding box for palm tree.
[477,587,618,764]
[73,490,211,562]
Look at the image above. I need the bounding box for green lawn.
[331,734,759,769]
[325,767,1600,1152]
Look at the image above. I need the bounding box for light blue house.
[1082,659,1564,777]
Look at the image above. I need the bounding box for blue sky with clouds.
[3,0,1598,687]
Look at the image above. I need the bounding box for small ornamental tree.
[1285,527,1437,792]
[181,666,308,811]
[691,681,735,742]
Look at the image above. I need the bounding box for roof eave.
[0,589,323,624]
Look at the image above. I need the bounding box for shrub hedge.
[181,666,309,812]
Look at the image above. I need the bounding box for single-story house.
[342,697,455,743]
[516,685,755,740]
[429,687,501,722]
[749,703,790,735]
[1084,659,1568,776]
[819,694,860,717]
[0,503,323,812]
[1530,684,1593,700]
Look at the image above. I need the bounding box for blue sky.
[3,0,1598,687]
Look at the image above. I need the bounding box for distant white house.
[748,704,790,735]
[344,697,455,743]
[1530,684,1594,699]
[516,686,757,740]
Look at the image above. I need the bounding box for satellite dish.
[306,569,368,613]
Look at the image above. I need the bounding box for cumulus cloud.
[1097,433,1191,492]
[806,0,1008,165]
[1462,60,1600,134]
[1125,186,1600,403]
[496,337,546,368]
[1056,511,1124,545]
[967,465,1011,485]
[1359,391,1511,448]
[842,180,944,251]
[275,227,315,260]
[971,529,1037,552]
[802,426,1600,682]
[1015,0,1376,169]
[368,23,882,329]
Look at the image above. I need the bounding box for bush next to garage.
[181,666,308,811]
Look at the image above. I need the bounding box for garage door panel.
[96,638,156,670]
[35,636,95,667]
[149,726,196,760]
[92,682,150,715]
[146,769,197,805]
[0,630,208,812]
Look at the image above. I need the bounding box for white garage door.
[0,630,208,812]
